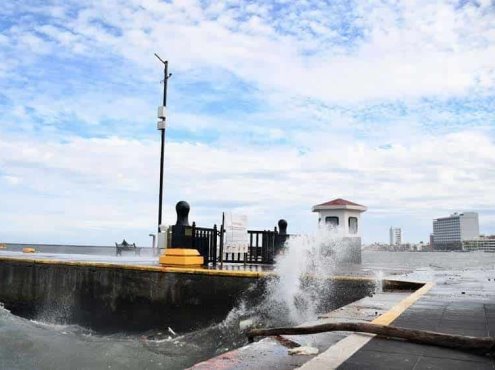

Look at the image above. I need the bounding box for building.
[312,198,367,263]
[432,212,479,250]
[312,198,367,236]
[463,238,495,252]
[389,227,402,246]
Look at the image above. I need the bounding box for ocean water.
[0,303,247,370]
[2,243,157,257]
[1,246,495,369]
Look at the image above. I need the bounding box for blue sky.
[0,0,494,245]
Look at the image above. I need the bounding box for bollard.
[278,219,288,235]
[159,200,204,267]
[275,219,289,255]
[171,201,191,248]
[175,201,190,226]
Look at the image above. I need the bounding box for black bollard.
[278,219,288,235]
[159,200,204,265]
[275,219,289,254]
[172,201,191,247]
[175,201,190,226]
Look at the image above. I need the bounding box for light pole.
[155,54,172,234]
[148,233,156,249]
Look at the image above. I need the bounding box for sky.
[0,0,494,246]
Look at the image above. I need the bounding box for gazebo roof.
[312,198,367,212]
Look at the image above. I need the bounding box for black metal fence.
[191,223,219,265]
[220,229,275,264]
[168,201,290,266]
[172,224,289,266]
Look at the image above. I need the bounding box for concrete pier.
[191,266,495,369]
[2,251,493,369]
[0,255,374,333]
[0,256,262,332]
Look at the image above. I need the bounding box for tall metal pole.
[155,54,171,233]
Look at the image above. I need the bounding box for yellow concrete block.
[163,248,201,256]
[159,248,204,266]
[159,254,204,266]
[22,247,36,253]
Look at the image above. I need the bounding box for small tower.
[312,198,367,263]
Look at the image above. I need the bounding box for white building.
[312,198,367,263]
[312,198,367,236]
[389,227,402,246]
[463,238,495,252]
[432,212,479,250]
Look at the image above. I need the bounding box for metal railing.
[168,201,289,266]
[219,229,276,264]
[191,222,219,266]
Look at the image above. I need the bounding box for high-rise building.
[432,212,479,250]
[389,227,402,246]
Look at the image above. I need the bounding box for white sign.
[224,213,249,254]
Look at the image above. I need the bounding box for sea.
[1,243,495,370]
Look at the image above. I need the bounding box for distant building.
[312,198,367,263]
[432,212,479,250]
[463,238,495,252]
[389,227,402,246]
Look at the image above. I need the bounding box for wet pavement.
[340,300,495,369]
[193,255,495,370]
[190,290,414,370]
[302,266,495,369]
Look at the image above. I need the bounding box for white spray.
[261,226,349,325]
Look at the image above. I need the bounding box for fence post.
[191,221,196,250]
[212,224,218,266]
[220,212,225,268]
[262,230,267,263]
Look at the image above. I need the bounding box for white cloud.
[0,0,494,244]
[1,126,494,244]
[2,176,21,185]
[2,0,494,103]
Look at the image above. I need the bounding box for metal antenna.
[155,54,172,233]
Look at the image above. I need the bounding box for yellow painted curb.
[0,256,432,293]
[373,281,434,325]
[0,256,263,278]
[298,281,434,370]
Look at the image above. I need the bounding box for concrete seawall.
[0,256,376,334]
[0,258,261,332]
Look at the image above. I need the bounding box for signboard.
[224,213,249,254]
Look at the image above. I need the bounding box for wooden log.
[247,322,495,356]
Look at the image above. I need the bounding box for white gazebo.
[312,198,367,263]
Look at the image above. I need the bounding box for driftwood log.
[247,322,495,356]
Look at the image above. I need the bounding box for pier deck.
[337,300,495,370]
[1,250,493,369]
[192,264,495,370]
[301,270,495,370]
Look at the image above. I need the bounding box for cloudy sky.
[0,0,494,246]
